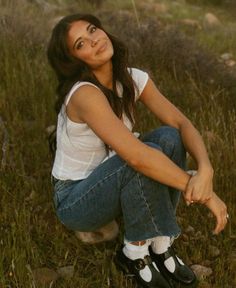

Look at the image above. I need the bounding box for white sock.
[123,241,150,260]
[151,236,171,254]
[151,236,184,273]
[123,240,160,282]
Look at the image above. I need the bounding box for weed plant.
[0,0,235,287]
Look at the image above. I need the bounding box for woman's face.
[67,20,114,69]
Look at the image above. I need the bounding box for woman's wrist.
[198,162,214,177]
[204,191,216,206]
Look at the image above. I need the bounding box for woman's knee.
[158,126,182,146]
[143,126,185,162]
[144,126,182,147]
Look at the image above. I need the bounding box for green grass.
[0,0,236,287]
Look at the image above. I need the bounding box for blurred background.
[0,0,236,287]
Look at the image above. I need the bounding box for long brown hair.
[47,13,136,125]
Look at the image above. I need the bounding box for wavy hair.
[47,13,136,125]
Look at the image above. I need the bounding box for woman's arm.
[68,84,191,192]
[68,84,228,234]
[139,78,214,203]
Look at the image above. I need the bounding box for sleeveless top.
[52,68,149,180]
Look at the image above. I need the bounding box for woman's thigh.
[54,154,128,231]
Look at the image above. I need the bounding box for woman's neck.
[92,61,113,90]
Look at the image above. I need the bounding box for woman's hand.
[184,169,214,204]
[204,192,228,234]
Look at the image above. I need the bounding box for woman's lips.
[96,42,107,54]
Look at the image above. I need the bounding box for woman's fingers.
[184,185,193,205]
[213,209,228,235]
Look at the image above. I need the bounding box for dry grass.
[0,0,235,287]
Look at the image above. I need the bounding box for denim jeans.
[52,126,186,242]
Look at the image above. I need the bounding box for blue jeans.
[52,126,186,242]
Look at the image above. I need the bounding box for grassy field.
[0,0,236,287]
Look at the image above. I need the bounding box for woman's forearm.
[129,144,191,192]
[179,120,213,175]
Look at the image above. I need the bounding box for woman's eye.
[90,26,97,33]
[76,41,84,49]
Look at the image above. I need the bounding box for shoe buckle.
[134,259,145,270]
[134,256,152,271]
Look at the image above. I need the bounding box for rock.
[180,19,201,29]
[220,53,233,61]
[57,266,74,279]
[204,13,221,28]
[190,264,213,280]
[226,59,236,67]
[32,267,59,285]
[75,220,119,244]
[208,245,220,258]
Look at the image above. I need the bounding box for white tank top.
[52,68,149,180]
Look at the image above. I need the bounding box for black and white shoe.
[150,246,197,286]
[114,247,172,288]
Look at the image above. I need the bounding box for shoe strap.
[163,247,184,266]
[133,255,152,271]
[163,247,176,260]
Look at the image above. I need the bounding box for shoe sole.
[114,256,168,288]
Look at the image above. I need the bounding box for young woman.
[47,13,228,288]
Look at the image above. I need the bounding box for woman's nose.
[91,39,99,47]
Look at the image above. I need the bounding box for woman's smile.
[96,41,107,55]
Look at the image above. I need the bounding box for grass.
[0,0,236,287]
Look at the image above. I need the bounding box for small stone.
[208,245,220,258]
[57,266,74,279]
[185,225,195,234]
[226,59,236,67]
[32,267,59,285]
[190,264,213,280]
[204,13,221,28]
[220,53,233,61]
